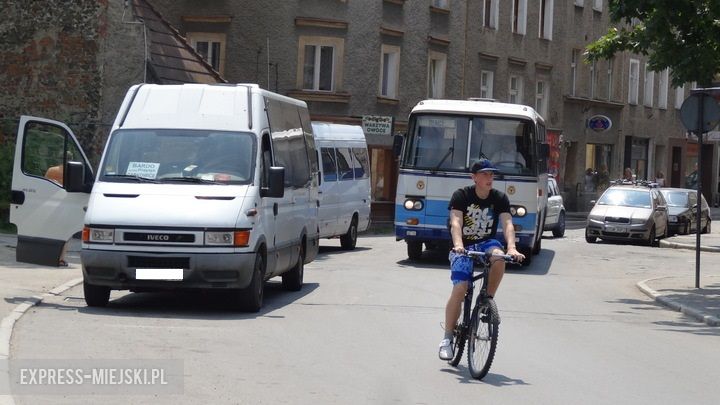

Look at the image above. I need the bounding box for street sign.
[680,92,720,133]
[362,115,393,135]
[587,115,612,132]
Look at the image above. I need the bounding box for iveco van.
[10,84,320,311]
[311,122,371,249]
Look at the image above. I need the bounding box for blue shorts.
[448,239,504,285]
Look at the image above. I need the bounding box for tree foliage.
[586,0,720,87]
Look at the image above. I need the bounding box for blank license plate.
[136,268,183,280]
[607,226,627,233]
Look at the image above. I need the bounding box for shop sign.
[587,115,612,132]
[362,115,393,135]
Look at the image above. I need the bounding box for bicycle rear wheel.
[467,298,499,379]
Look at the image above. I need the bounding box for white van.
[312,122,371,249]
[10,83,320,311]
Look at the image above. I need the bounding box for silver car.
[585,183,669,246]
[543,176,566,237]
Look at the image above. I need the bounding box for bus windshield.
[402,114,537,175]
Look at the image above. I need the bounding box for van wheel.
[340,218,358,250]
[236,253,265,312]
[532,236,542,254]
[519,247,532,267]
[84,281,110,307]
[282,244,304,291]
[407,241,423,260]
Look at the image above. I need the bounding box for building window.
[512,0,527,35]
[570,49,578,96]
[643,63,654,107]
[675,84,685,109]
[590,60,597,99]
[575,0,583,6]
[186,32,226,74]
[509,75,523,104]
[483,0,499,29]
[427,51,446,98]
[593,0,602,11]
[432,0,449,8]
[658,69,669,109]
[539,0,553,40]
[628,58,639,104]
[606,58,614,100]
[297,36,344,92]
[536,80,548,118]
[380,45,400,99]
[481,70,494,99]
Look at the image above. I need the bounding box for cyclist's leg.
[445,251,473,333]
[483,240,506,297]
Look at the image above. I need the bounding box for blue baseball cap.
[470,158,499,173]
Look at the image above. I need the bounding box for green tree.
[586,0,720,87]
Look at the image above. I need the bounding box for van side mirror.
[392,134,404,157]
[261,166,285,198]
[65,161,93,193]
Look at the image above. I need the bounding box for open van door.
[10,116,94,266]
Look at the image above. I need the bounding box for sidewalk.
[569,206,720,327]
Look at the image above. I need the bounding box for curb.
[0,277,84,404]
[658,239,720,253]
[637,277,720,327]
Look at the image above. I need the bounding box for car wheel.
[645,225,656,247]
[585,228,596,243]
[702,218,711,234]
[552,212,565,238]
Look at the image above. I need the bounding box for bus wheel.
[407,241,423,260]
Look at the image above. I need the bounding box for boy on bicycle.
[439,158,524,360]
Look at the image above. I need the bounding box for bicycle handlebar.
[464,250,519,264]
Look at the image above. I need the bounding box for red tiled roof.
[133,0,227,84]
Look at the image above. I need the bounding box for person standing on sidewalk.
[438,158,524,360]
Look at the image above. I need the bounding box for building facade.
[2,0,718,224]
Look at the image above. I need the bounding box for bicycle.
[448,250,516,380]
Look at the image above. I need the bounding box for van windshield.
[99,129,256,185]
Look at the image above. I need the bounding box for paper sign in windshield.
[126,162,160,179]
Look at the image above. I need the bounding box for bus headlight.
[404,198,424,211]
[510,206,527,217]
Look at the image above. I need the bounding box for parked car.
[585,182,669,246]
[659,188,711,235]
[543,176,565,237]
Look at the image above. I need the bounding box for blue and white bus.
[394,99,549,265]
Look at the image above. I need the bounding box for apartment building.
[3,0,716,218]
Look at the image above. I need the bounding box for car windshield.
[597,189,651,208]
[99,129,255,185]
[661,191,689,207]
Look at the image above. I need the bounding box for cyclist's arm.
[499,212,524,260]
[449,209,465,253]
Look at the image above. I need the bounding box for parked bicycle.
[448,250,517,379]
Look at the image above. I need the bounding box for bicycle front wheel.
[448,324,466,367]
[467,298,499,380]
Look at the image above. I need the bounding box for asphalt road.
[9,229,720,404]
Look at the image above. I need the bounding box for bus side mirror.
[392,134,404,157]
[65,161,93,193]
[539,143,550,161]
[261,166,285,198]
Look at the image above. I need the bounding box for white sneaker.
[438,338,454,360]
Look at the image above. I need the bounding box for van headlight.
[510,205,527,217]
[205,230,250,247]
[83,227,114,243]
[404,198,424,211]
